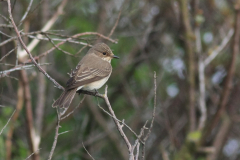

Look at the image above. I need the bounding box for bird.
[52,43,119,115]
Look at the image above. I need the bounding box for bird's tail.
[52,89,77,115]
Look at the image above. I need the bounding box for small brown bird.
[52,43,119,115]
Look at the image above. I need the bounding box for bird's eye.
[103,52,106,55]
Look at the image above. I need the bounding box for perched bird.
[52,43,119,115]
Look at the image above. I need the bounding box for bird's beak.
[112,55,120,59]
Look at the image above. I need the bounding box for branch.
[0,47,17,62]
[0,24,13,28]
[103,86,132,151]
[198,58,206,130]
[180,0,196,131]
[0,109,16,135]
[61,95,86,120]
[48,110,61,160]
[97,104,143,143]
[44,34,76,57]
[24,32,118,64]
[206,114,232,160]
[204,29,234,66]
[143,71,157,141]
[25,148,42,160]
[6,81,24,160]
[20,70,39,160]
[141,71,157,160]
[18,0,68,60]
[108,9,122,37]
[201,3,240,146]
[18,0,33,25]
[7,0,64,90]
[0,63,50,78]
[82,142,95,160]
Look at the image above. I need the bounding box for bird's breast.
[82,74,111,91]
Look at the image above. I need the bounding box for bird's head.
[92,43,119,62]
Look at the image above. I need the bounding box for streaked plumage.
[52,43,119,115]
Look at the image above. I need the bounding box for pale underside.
[77,74,111,91]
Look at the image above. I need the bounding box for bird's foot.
[94,89,99,96]
[77,90,82,95]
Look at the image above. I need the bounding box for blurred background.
[1,0,240,159]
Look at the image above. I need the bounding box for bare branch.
[204,29,234,66]
[0,13,11,23]
[143,71,157,141]
[25,148,42,160]
[0,37,16,47]
[44,34,76,57]
[0,24,13,28]
[0,109,16,135]
[18,0,33,25]
[48,109,61,160]
[18,0,68,60]
[7,0,64,90]
[0,30,12,37]
[24,32,117,64]
[200,3,240,147]
[97,104,144,143]
[61,95,86,120]
[198,59,207,130]
[0,63,50,78]
[103,85,132,152]
[180,0,196,131]
[82,142,95,160]
[0,47,17,62]
[108,9,122,37]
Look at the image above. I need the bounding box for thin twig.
[61,95,86,120]
[143,71,157,141]
[25,148,41,160]
[16,40,20,66]
[0,24,13,28]
[98,104,144,144]
[7,0,64,90]
[75,45,88,55]
[26,34,88,46]
[103,85,132,152]
[108,9,122,37]
[58,130,72,135]
[204,29,234,66]
[0,63,50,78]
[200,3,240,146]
[0,30,12,38]
[44,34,76,57]
[0,47,17,62]
[82,142,95,160]
[18,0,68,60]
[0,109,16,135]
[24,32,117,64]
[141,72,157,160]
[0,13,11,23]
[48,109,61,160]
[0,37,17,47]
[131,121,148,160]
[18,0,33,26]
[135,142,140,160]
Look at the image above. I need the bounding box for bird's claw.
[94,89,99,96]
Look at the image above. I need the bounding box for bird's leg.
[94,89,99,96]
[77,90,82,95]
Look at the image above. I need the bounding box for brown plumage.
[52,43,119,115]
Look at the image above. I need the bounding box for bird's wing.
[66,61,112,90]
